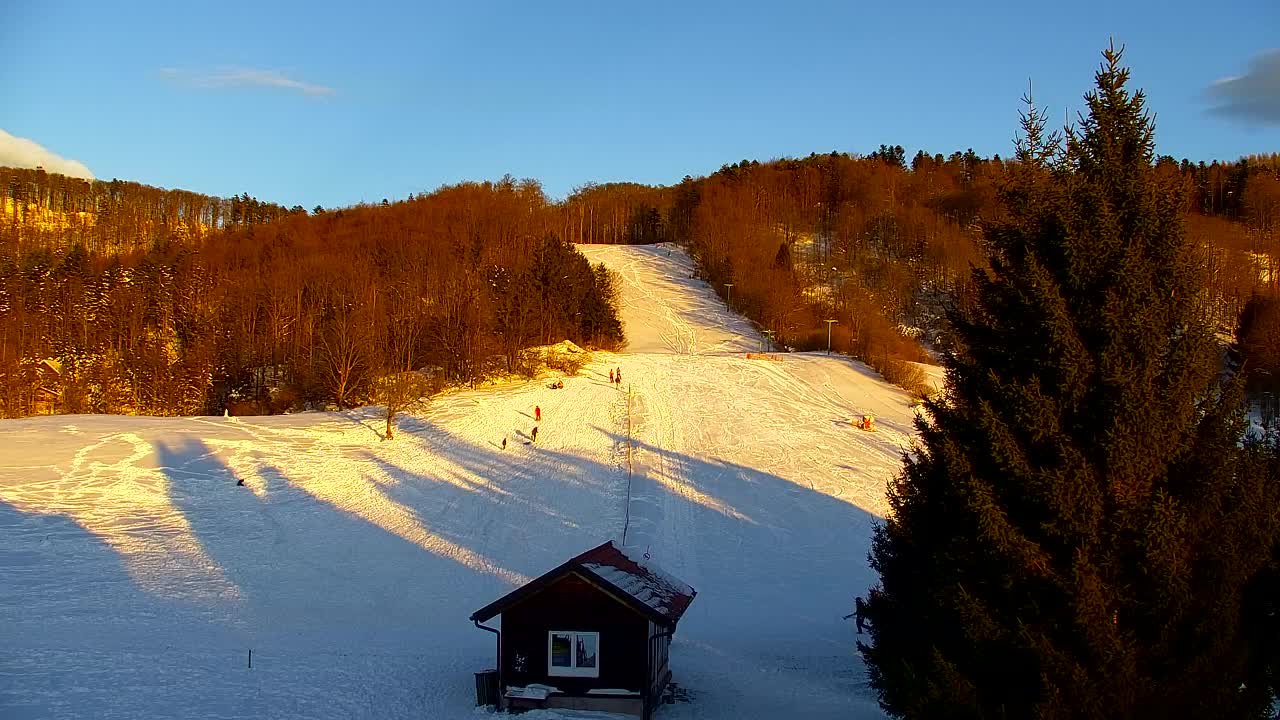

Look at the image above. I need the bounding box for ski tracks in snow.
[0,243,932,720]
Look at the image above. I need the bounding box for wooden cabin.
[471,540,696,718]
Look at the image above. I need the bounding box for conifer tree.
[861,44,1280,719]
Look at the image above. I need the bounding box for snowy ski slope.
[0,243,928,719]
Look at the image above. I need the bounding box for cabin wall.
[644,619,672,718]
[501,573,648,695]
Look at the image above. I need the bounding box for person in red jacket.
[535,405,541,422]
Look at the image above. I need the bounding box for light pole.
[763,329,774,352]
[824,319,837,355]
[724,283,734,308]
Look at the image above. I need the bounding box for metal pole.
[724,283,734,308]
[824,319,837,354]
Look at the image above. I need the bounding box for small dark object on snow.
[236,478,245,487]
[502,438,507,450]
[531,426,538,442]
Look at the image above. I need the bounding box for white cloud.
[162,66,335,97]
[1207,49,1280,125]
[0,128,94,179]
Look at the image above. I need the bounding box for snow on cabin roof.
[575,541,695,625]
[470,540,696,627]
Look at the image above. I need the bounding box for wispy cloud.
[160,66,335,97]
[0,128,94,179]
[1206,49,1280,125]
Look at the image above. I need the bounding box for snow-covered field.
[0,243,927,719]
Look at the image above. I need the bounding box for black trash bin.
[475,669,499,707]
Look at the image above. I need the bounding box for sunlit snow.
[1,243,925,719]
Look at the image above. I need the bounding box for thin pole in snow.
[824,319,837,354]
[248,649,252,669]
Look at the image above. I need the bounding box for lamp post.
[763,329,774,352]
[824,319,837,355]
[724,283,734,308]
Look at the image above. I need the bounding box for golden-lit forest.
[553,150,1280,391]
[2,149,1278,418]
[0,171,622,417]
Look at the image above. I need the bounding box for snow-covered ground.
[0,243,925,719]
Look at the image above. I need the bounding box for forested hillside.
[0,166,296,252]
[558,150,1280,390]
[0,174,621,417]
[3,148,1278,418]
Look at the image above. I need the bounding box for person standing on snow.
[531,426,538,442]
[535,405,541,422]
[502,437,507,450]
[609,369,614,383]
[844,596,869,634]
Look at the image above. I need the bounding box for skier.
[535,405,541,422]
[843,596,869,634]
[615,367,622,385]
[531,426,538,442]
[236,478,245,487]
[502,437,507,450]
[609,369,615,383]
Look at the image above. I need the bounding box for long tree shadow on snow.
[156,437,527,649]
[0,497,258,718]
[155,436,569,715]
[363,421,882,683]
[591,428,886,716]
[596,427,881,591]
[352,416,883,626]
[151,418,884,715]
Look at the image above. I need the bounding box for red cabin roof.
[471,540,696,628]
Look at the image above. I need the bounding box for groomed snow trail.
[1,243,924,719]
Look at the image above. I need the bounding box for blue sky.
[3,1,1278,210]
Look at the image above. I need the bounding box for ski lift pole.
[824,319,837,355]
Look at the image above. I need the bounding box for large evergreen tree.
[862,45,1280,719]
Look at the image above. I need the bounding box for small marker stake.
[248,649,252,669]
